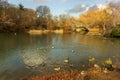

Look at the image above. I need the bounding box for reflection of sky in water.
[0,33,120,80]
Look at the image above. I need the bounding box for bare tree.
[36,5,51,18]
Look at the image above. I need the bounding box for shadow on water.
[0,33,120,80]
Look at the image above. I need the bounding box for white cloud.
[106,0,120,5]
[98,4,107,10]
[67,4,87,13]
[66,4,101,14]
[88,5,98,10]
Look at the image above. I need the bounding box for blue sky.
[8,0,117,17]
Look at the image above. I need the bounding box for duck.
[89,56,95,62]
[51,46,55,49]
[94,64,100,69]
[54,67,60,71]
[64,57,69,63]
[14,33,16,35]
[103,68,108,74]
[82,64,85,67]
[81,71,86,75]
[69,64,73,67]
[72,50,75,53]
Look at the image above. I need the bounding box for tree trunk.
[103,23,106,35]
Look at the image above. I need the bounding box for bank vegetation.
[0,1,120,37]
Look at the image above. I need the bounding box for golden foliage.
[79,9,111,30]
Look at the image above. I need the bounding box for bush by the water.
[111,28,120,37]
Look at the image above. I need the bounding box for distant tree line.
[0,0,73,32]
[0,1,37,32]
[0,0,120,37]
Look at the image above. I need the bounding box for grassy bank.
[27,29,64,35]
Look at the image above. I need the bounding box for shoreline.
[28,66,120,80]
[27,29,64,35]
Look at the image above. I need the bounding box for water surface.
[0,33,120,80]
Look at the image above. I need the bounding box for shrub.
[111,28,120,37]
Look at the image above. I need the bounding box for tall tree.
[53,16,59,29]
[109,3,120,27]
[36,5,50,18]
[19,3,24,10]
[36,5,51,29]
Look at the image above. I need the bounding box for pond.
[0,33,120,80]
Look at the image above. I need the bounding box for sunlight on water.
[0,33,120,80]
[22,48,47,67]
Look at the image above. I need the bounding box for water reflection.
[0,33,120,80]
[20,34,53,67]
[21,47,48,67]
[75,35,120,56]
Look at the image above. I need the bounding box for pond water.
[0,33,120,80]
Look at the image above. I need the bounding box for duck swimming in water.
[51,45,55,49]
[64,57,69,63]
[54,67,60,71]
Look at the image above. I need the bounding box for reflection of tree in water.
[19,34,53,48]
[62,34,72,43]
[0,33,19,60]
[0,33,18,51]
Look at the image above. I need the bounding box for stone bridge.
[75,26,100,33]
